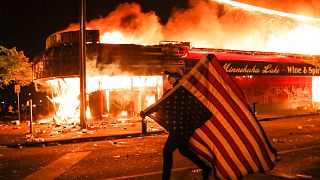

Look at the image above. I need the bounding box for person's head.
[164,66,183,87]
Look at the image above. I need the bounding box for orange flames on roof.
[214,0,320,22]
[47,0,320,124]
[59,0,320,55]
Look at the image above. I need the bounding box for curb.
[2,130,166,148]
[2,113,319,148]
[258,112,319,121]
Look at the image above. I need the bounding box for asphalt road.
[1,115,320,180]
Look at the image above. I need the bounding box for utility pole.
[15,85,21,123]
[79,0,87,129]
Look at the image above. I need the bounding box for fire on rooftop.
[32,29,320,126]
[32,0,320,126]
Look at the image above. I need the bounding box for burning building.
[32,0,320,125]
[32,29,320,125]
[32,30,186,124]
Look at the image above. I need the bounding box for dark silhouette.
[141,67,211,180]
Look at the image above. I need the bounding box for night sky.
[0,0,189,59]
[0,0,190,111]
[1,0,319,59]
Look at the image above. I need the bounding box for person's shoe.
[202,166,212,180]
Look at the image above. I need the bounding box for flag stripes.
[210,58,248,103]
[185,70,270,169]
[205,117,255,173]
[190,134,237,180]
[187,71,267,171]
[208,58,276,158]
[205,59,275,167]
[191,129,238,179]
[201,122,245,178]
[182,54,277,179]
[188,133,214,164]
[204,60,277,168]
[143,54,277,179]
[193,120,254,179]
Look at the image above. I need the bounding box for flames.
[266,24,320,55]
[214,0,320,22]
[211,0,320,55]
[100,31,126,44]
[58,0,320,55]
[46,0,320,124]
[82,0,319,55]
[43,76,162,125]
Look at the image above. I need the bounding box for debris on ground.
[272,138,284,143]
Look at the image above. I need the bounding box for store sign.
[219,60,320,76]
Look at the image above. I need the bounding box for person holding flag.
[141,66,211,180]
[141,54,278,180]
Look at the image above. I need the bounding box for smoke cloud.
[163,0,320,53]
[64,2,163,45]
[61,0,320,54]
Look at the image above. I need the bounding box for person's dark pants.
[162,133,209,180]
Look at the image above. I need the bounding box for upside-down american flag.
[143,54,277,179]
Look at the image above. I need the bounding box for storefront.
[33,30,320,123]
[184,48,320,117]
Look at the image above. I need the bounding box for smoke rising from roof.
[60,0,320,54]
[63,2,163,45]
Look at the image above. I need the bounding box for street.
[1,115,320,180]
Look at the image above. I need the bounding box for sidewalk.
[0,109,319,148]
[0,118,166,148]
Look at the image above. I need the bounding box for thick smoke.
[164,0,320,52]
[64,2,163,45]
[61,0,320,53]
[163,1,225,48]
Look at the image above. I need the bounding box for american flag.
[143,54,277,179]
